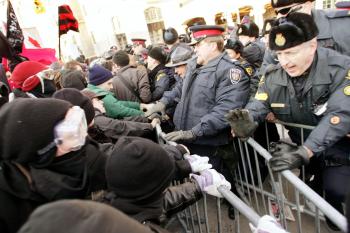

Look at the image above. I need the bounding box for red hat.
[11,61,47,88]
[131,38,146,46]
[189,25,225,45]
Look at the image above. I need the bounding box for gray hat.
[166,46,195,67]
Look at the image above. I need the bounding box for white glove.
[191,169,231,198]
[249,215,288,233]
[184,154,212,173]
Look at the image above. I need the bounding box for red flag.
[28,36,41,48]
[58,5,79,36]
[7,0,24,54]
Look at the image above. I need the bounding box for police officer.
[262,0,350,73]
[226,12,350,229]
[236,22,265,70]
[144,25,250,218]
[145,25,249,155]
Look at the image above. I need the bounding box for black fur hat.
[163,27,178,45]
[269,12,318,51]
[271,0,315,8]
[236,23,259,38]
[262,18,276,36]
[148,46,167,65]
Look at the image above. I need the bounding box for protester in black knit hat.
[60,70,87,90]
[53,88,95,126]
[0,98,106,233]
[96,136,230,225]
[147,47,175,101]
[18,200,169,233]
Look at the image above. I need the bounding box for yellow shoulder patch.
[245,67,253,76]
[330,116,340,125]
[255,92,268,101]
[156,73,166,81]
[344,86,350,96]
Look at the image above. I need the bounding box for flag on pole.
[58,5,79,36]
[7,0,24,54]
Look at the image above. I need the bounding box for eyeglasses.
[275,4,303,15]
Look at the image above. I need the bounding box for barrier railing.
[155,123,347,232]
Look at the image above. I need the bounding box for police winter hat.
[148,47,167,65]
[11,61,47,88]
[262,18,276,36]
[88,64,113,86]
[269,12,318,51]
[113,50,130,67]
[166,46,194,67]
[53,88,95,125]
[163,27,178,45]
[189,25,225,45]
[18,200,155,233]
[224,38,244,55]
[236,23,259,38]
[0,98,71,166]
[106,136,175,200]
[271,0,315,8]
[60,70,87,90]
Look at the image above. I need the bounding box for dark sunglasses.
[275,5,302,15]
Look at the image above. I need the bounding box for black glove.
[269,141,310,172]
[225,109,258,141]
[164,130,196,142]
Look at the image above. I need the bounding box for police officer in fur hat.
[226,12,350,231]
[236,22,265,70]
[261,0,350,74]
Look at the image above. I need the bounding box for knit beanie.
[60,70,87,90]
[112,50,130,67]
[53,88,95,125]
[0,98,71,166]
[106,136,175,201]
[148,47,167,65]
[11,61,47,88]
[88,64,113,86]
[18,200,156,233]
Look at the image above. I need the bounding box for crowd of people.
[1,0,350,232]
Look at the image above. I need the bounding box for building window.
[323,0,336,9]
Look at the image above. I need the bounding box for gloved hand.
[184,154,212,173]
[269,141,310,172]
[164,130,196,142]
[191,169,231,198]
[225,109,258,141]
[144,102,166,117]
[249,215,288,233]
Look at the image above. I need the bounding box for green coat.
[88,84,144,119]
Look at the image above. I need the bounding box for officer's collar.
[312,48,332,85]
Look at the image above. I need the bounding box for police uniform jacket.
[247,47,350,158]
[261,8,350,73]
[161,52,250,146]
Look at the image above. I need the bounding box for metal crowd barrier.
[155,123,347,233]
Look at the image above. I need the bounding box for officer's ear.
[309,38,317,53]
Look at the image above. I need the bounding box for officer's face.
[174,64,187,78]
[194,40,215,65]
[276,41,316,77]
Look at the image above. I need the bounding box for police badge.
[275,33,286,47]
[229,68,241,85]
